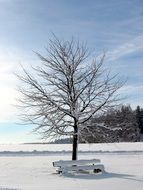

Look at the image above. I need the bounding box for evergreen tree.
[136,106,143,134]
[80,105,139,143]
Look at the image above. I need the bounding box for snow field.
[0,143,142,190]
[0,142,143,153]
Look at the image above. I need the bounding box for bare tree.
[17,37,123,160]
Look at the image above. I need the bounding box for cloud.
[119,84,143,94]
[0,87,18,122]
[0,46,34,122]
[107,34,143,61]
[118,84,143,108]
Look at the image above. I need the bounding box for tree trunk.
[72,127,78,160]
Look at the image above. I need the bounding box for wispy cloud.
[118,84,143,108]
[119,84,143,95]
[107,34,143,61]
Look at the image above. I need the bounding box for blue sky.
[0,0,143,143]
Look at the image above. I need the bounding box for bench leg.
[93,168,102,173]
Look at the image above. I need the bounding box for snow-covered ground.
[0,143,143,190]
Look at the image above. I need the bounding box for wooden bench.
[53,159,105,174]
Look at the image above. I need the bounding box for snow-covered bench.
[53,159,105,174]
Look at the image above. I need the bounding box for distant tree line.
[79,105,143,143]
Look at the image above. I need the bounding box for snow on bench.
[53,159,105,174]
[53,159,100,167]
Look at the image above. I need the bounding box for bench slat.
[53,159,100,167]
